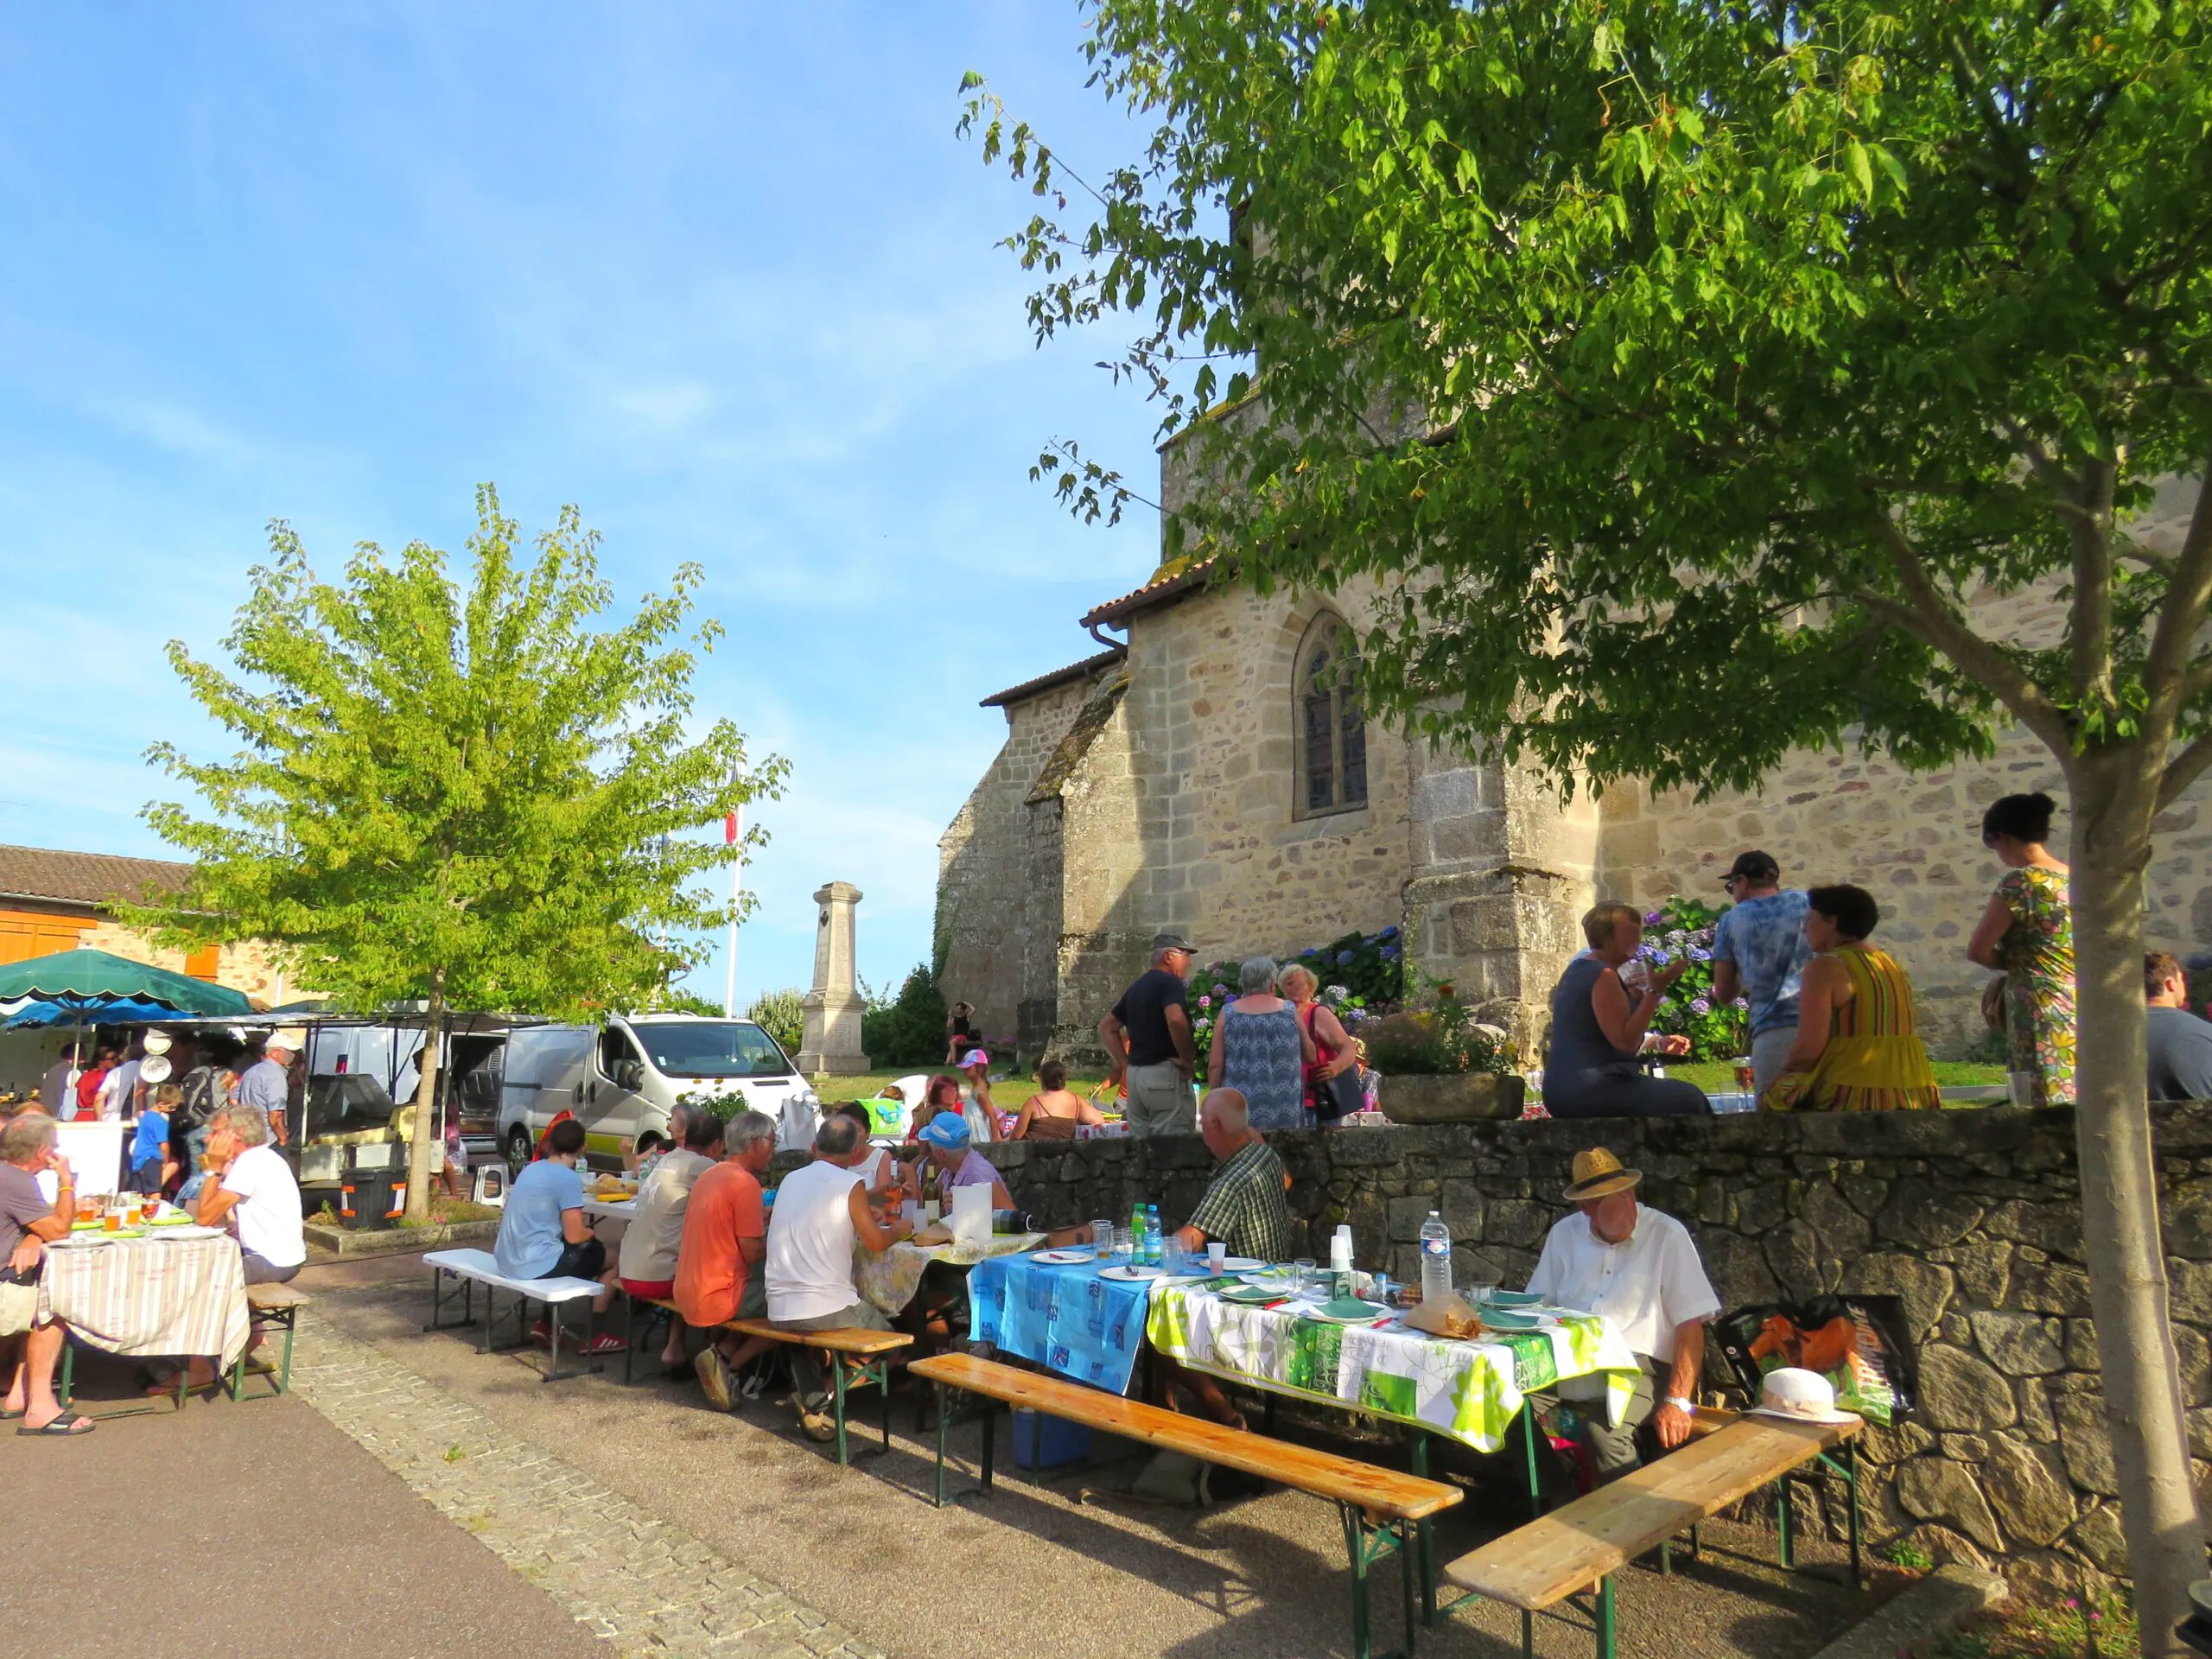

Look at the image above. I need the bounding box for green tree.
[861,963,950,1067]
[966,3,2212,1641]
[132,486,787,1221]
[746,987,807,1055]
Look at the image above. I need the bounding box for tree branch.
[2144,450,2212,717]
[2069,457,2115,709]
[2159,727,2212,811]
[1859,517,2073,753]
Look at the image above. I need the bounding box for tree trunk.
[401,969,446,1224]
[2067,751,2204,1656]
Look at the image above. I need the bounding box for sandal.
[18,1412,95,1435]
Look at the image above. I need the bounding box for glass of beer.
[1732,1058,1756,1093]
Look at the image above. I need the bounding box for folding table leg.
[932,1383,950,1508]
[1339,1504,1375,1659]
[978,1396,995,1493]
[832,1351,850,1466]
[877,1360,893,1451]
[1777,1475,1795,1568]
[1408,1429,1438,1626]
[1595,1574,1617,1659]
[1846,1440,1864,1586]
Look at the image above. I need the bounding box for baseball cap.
[1151,932,1194,955]
[1721,851,1780,886]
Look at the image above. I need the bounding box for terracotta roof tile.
[0,842,193,909]
[1077,556,1219,631]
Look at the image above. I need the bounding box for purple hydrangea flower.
[1381,945,1400,959]
[1378,925,1401,941]
[1644,911,1663,925]
[1689,947,1712,962]
[1337,950,1355,965]
[1691,997,1711,1014]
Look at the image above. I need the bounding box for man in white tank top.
[766,1113,914,1442]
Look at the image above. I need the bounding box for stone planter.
[1379,1071,1526,1123]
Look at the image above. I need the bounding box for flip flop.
[0,1406,22,1421]
[18,1413,95,1435]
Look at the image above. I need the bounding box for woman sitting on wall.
[1542,903,1707,1118]
[1763,884,1942,1113]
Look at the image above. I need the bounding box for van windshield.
[632,1021,791,1079]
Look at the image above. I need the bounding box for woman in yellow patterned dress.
[1763,884,1942,1112]
[1966,791,2075,1107]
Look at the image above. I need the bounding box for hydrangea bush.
[1189,925,1403,1070]
[1636,896,1751,1062]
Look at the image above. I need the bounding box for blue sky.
[0,4,1166,1017]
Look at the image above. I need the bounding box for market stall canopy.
[0,947,254,1027]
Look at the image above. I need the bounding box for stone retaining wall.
[977,1105,2212,1602]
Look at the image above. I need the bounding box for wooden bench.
[422,1248,607,1382]
[225,1281,311,1400]
[1440,1409,1864,1659]
[720,1318,912,1465]
[911,1353,1461,1659]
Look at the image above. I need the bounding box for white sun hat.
[1749,1366,1861,1426]
[139,1055,173,1084]
[141,1032,173,1055]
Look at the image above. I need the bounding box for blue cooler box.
[1012,1408,1091,1470]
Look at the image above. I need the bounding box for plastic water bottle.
[1143,1204,1165,1266]
[1420,1211,1452,1305]
[1131,1201,1147,1262]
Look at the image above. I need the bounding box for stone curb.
[1805,1564,2006,1659]
[303,1217,501,1256]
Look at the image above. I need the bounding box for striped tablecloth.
[856,1232,1046,1315]
[38,1234,252,1370]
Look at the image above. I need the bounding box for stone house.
[938,449,2210,1065]
[0,841,288,1005]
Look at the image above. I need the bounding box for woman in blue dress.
[1208,957,1317,1131]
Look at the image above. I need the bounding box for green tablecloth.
[1145,1282,1640,1452]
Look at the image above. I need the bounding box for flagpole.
[723,804,743,1018]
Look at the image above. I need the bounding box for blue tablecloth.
[969,1252,1154,1393]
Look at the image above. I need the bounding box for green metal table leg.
[1341,1505,1374,1659]
[1408,1431,1438,1625]
[57,1341,73,1409]
[878,1359,892,1452]
[1846,1440,1863,1586]
[979,1398,995,1492]
[1399,1520,1418,1659]
[277,1311,296,1394]
[1596,1574,1617,1659]
[833,1353,850,1466]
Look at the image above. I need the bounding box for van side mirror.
[618,1058,645,1092]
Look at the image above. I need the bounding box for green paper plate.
[1484,1289,1542,1306]
[1481,1310,1542,1331]
[1218,1284,1282,1306]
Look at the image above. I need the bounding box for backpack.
[173,1065,222,1135]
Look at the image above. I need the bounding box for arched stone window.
[1294,613,1369,817]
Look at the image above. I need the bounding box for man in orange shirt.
[677,1108,779,1411]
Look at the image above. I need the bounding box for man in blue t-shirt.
[1711,850,1813,1100]
[492,1117,622,1351]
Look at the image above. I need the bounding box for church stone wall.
[1104,584,1412,976]
[937,673,1097,1049]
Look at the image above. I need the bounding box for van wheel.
[505,1127,533,1177]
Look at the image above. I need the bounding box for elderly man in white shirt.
[1525,1146,1720,1483]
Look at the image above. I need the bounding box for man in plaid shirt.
[1173,1090,1293,1268]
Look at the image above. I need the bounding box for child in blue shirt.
[130,1084,177,1193]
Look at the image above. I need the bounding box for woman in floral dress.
[1206,957,1317,1131]
[1967,791,2075,1106]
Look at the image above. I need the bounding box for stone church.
[938,439,2211,1067]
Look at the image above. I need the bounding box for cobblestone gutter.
[288,1309,881,1659]
[982,1104,2212,1602]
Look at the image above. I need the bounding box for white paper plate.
[1099,1264,1165,1282]
[1237,1270,1299,1287]
[1032,1249,1095,1265]
[1215,1256,1263,1272]
[149,1224,225,1241]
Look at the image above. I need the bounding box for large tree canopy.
[136,485,785,1215]
[966,2,2212,1645]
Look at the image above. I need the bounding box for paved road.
[2,1367,609,1659]
[297,1248,1904,1659]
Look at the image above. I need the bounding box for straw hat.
[141,1033,173,1056]
[138,1055,173,1084]
[1562,1147,1642,1202]
[1748,1366,1861,1426]
[268,1027,308,1052]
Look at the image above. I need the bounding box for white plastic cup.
[1207,1241,1227,1271]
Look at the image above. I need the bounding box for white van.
[496,1014,819,1173]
